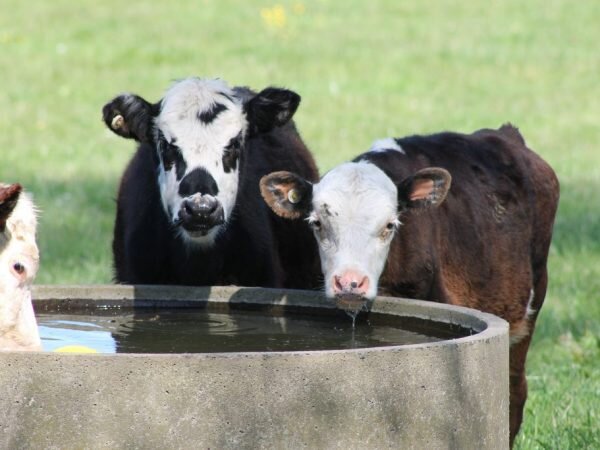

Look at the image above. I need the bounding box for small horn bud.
[111,114,124,130]
[287,188,301,204]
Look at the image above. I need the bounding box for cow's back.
[364,125,559,325]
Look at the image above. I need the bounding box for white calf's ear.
[260,171,313,219]
[397,168,451,210]
[0,183,22,231]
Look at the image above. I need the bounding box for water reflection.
[37,309,456,354]
[38,316,117,353]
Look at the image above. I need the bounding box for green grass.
[1,0,598,447]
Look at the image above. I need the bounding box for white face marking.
[0,186,41,351]
[154,78,247,246]
[308,162,399,298]
[509,288,537,346]
[525,288,536,319]
[368,137,405,154]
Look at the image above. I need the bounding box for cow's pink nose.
[333,271,370,296]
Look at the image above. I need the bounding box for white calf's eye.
[379,221,398,240]
[307,214,322,233]
[13,262,25,275]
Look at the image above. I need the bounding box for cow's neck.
[0,294,41,351]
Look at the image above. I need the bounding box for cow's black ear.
[245,88,301,136]
[0,183,22,231]
[397,168,451,210]
[102,94,159,143]
[260,171,313,219]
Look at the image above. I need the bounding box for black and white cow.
[102,78,320,288]
[260,125,559,446]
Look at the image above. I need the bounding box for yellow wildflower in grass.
[293,2,305,15]
[261,5,287,29]
[0,31,23,44]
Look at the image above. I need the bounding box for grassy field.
[1,0,598,447]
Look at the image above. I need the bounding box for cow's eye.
[159,139,180,170]
[380,221,398,240]
[308,217,322,231]
[13,262,25,275]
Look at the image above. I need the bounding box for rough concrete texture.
[0,285,509,449]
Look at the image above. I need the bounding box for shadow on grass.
[26,175,119,284]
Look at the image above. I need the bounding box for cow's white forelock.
[154,78,247,245]
[368,137,405,154]
[310,161,399,298]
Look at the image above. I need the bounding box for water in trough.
[37,308,470,353]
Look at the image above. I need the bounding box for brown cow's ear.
[397,168,451,210]
[0,183,22,231]
[260,171,313,219]
[102,93,159,143]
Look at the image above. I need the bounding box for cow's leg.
[509,269,549,447]
[509,336,531,447]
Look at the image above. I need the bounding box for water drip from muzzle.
[335,294,371,328]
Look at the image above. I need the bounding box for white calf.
[0,183,41,351]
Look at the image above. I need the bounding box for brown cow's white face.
[0,184,41,351]
[260,159,451,311]
[307,162,400,299]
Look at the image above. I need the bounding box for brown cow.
[260,124,559,446]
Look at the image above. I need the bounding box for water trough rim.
[31,284,508,357]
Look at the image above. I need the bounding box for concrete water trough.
[1,285,509,449]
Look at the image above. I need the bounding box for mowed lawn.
[1,1,598,447]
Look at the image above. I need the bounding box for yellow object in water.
[54,345,98,354]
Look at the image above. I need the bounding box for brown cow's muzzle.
[331,270,372,316]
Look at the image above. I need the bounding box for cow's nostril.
[333,276,343,293]
[184,201,194,216]
[198,201,215,214]
[358,276,369,292]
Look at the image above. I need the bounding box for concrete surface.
[0,285,509,449]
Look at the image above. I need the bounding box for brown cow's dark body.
[356,125,559,445]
